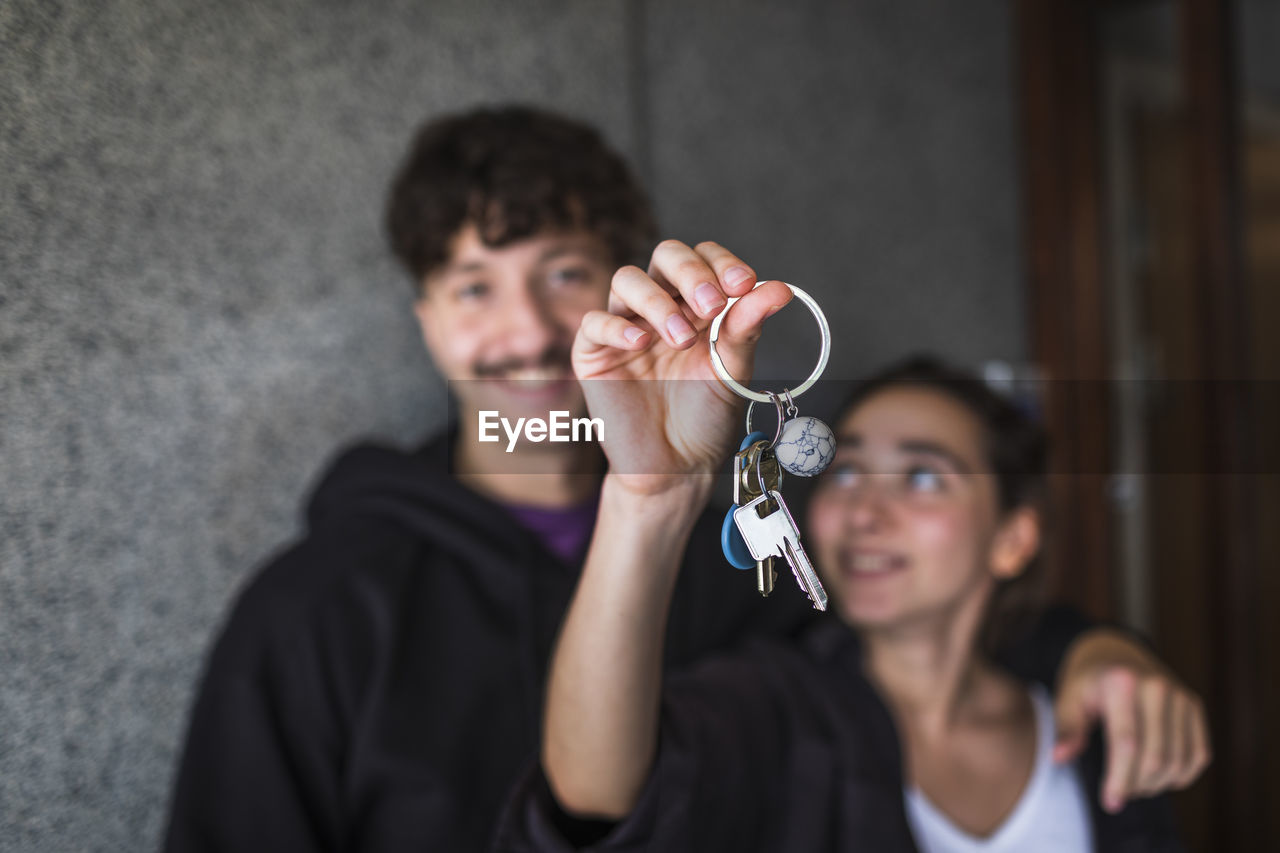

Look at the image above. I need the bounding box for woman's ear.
[990,506,1041,580]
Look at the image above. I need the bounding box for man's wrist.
[1062,627,1164,684]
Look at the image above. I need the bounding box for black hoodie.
[162,437,821,852]
[495,619,1182,852]
[163,435,1123,852]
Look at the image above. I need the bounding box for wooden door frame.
[1015,0,1263,845]
[1178,0,1264,844]
[1015,0,1115,618]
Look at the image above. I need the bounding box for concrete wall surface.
[0,1,1024,848]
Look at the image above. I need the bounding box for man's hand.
[1053,629,1212,813]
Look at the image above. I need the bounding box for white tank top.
[903,685,1095,852]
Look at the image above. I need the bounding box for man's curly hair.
[385,105,656,290]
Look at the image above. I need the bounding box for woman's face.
[807,385,1020,635]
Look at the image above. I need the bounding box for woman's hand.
[544,239,794,819]
[572,240,793,496]
[1053,629,1212,813]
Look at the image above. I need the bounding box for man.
[162,106,1208,851]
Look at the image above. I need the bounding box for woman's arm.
[542,475,710,818]
[541,239,789,819]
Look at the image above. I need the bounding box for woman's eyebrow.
[836,433,973,475]
[897,440,973,476]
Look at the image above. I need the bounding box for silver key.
[733,440,781,506]
[757,554,776,597]
[731,440,783,597]
[733,491,828,611]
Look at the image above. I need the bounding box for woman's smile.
[839,548,909,578]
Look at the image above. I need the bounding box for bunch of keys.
[709,283,836,612]
[724,429,783,596]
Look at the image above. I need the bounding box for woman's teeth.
[850,553,900,574]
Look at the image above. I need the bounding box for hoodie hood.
[303,433,548,573]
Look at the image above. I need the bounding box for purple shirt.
[505,495,600,564]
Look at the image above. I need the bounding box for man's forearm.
[542,475,710,819]
[1059,627,1164,685]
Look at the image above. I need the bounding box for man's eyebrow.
[539,244,602,263]
[439,259,486,277]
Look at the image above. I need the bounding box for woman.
[507,242,1197,851]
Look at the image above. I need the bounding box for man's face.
[414,223,614,422]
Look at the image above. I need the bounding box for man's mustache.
[473,347,574,379]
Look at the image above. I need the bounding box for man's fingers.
[1053,728,1088,765]
[610,265,698,349]
[1133,677,1171,795]
[646,240,731,321]
[1162,688,1189,790]
[1052,686,1094,765]
[1099,668,1140,813]
[1053,662,1108,765]
[1182,695,1213,787]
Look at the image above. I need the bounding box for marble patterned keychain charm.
[773,391,835,477]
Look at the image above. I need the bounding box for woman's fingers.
[596,240,784,394]
[647,240,724,320]
[647,240,757,320]
[691,240,758,298]
[575,309,651,359]
[605,241,762,351]
[716,280,794,343]
[610,265,699,349]
[711,279,793,392]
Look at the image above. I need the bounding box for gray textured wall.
[643,0,1023,381]
[0,1,1024,849]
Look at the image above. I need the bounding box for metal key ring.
[744,392,786,447]
[708,282,831,404]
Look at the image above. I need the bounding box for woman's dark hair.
[385,105,657,289]
[833,355,1051,657]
